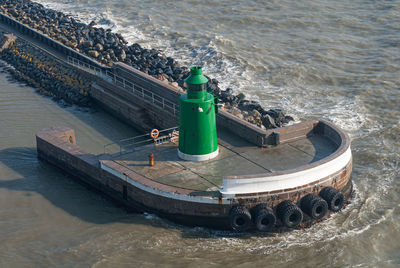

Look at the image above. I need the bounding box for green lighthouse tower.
[178,66,219,161]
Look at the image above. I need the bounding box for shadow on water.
[0,146,249,237]
[0,66,141,149]
[0,146,138,225]
[0,146,302,239]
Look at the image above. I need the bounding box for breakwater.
[0,0,293,129]
[0,29,91,106]
[1,0,399,266]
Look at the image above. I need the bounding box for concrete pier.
[35,119,353,230]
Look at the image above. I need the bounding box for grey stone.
[95,43,103,52]
[82,40,93,48]
[262,114,277,129]
[88,50,99,58]
[118,50,126,61]
[236,93,246,102]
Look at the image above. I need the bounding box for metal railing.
[104,126,179,155]
[67,56,178,116]
[106,70,178,116]
[67,56,108,77]
[1,11,178,116]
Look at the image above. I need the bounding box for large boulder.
[95,43,103,52]
[261,114,277,129]
[88,50,99,58]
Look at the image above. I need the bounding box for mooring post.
[149,153,154,166]
[123,172,128,200]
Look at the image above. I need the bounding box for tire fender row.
[228,187,345,232]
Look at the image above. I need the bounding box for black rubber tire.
[276,201,303,228]
[300,194,328,220]
[229,206,252,232]
[251,203,269,218]
[254,207,276,232]
[300,194,317,209]
[319,187,345,212]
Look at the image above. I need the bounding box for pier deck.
[107,129,338,192]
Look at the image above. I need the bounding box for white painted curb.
[220,147,352,195]
[177,148,219,161]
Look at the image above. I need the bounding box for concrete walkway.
[110,129,337,191]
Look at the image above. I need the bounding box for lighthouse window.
[184,83,206,91]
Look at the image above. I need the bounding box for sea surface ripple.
[1,0,399,267]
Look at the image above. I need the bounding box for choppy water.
[1,0,399,267]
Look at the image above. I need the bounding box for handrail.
[0,10,272,147]
[119,126,178,143]
[67,56,179,116]
[105,69,178,116]
[0,12,180,116]
[1,9,180,121]
[104,126,179,155]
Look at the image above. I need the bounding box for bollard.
[69,136,76,144]
[149,153,154,166]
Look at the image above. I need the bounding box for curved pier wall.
[36,127,231,229]
[36,126,352,223]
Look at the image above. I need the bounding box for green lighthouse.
[178,66,219,161]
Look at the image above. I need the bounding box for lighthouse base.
[178,148,219,161]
